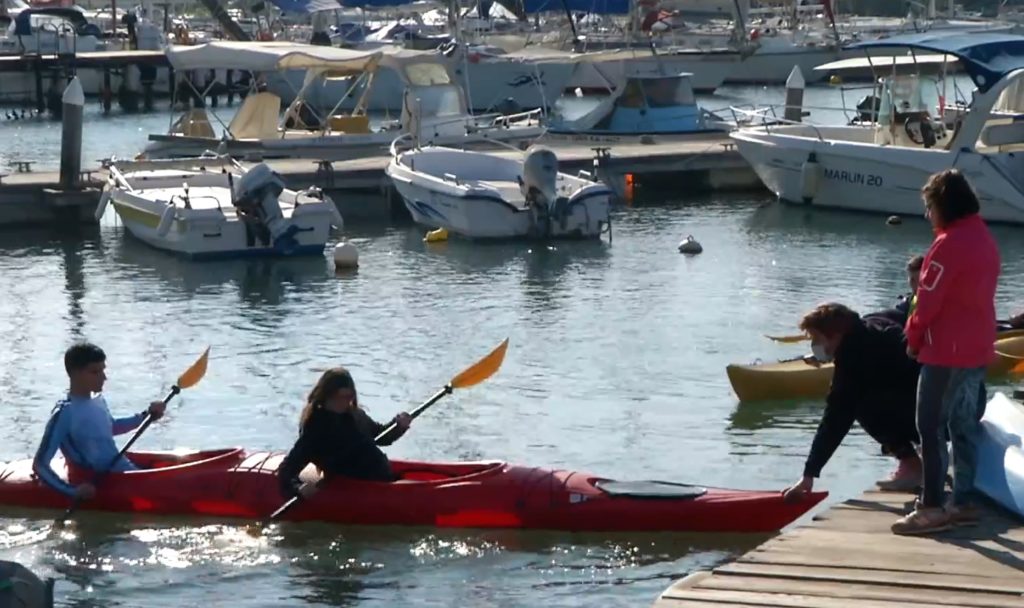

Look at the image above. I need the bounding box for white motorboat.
[143,42,545,161]
[96,156,343,259]
[386,142,612,240]
[729,33,1024,225]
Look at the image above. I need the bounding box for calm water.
[2,197,1024,607]
[2,82,1023,607]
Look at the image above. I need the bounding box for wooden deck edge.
[658,570,714,598]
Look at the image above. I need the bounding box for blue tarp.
[849,33,1024,93]
[516,0,629,14]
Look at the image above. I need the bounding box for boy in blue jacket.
[33,343,166,500]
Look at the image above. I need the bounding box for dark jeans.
[917,365,987,508]
[859,390,919,460]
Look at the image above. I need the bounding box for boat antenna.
[558,0,580,50]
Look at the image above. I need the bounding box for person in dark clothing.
[122,11,139,50]
[867,254,924,327]
[784,303,922,503]
[277,368,412,500]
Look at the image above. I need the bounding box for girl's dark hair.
[922,169,980,227]
[799,303,861,338]
[299,367,357,430]
[64,343,106,375]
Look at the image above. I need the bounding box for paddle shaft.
[265,385,454,524]
[59,385,179,522]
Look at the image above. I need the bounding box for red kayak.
[0,449,826,533]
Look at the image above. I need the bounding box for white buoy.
[678,235,703,254]
[333,241,359,269]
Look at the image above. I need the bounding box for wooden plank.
[654,600,772,608]
[740,546,1024,579]
[694,574,1024,608]
[660,571,713,594]
[664,588,921,608]
[762,527,1024,572]
[716,562,1024,595]
[808,506,1024,542]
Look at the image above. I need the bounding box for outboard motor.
[232,163,297,250]
[518,146,568,237]
[852,95,881,124]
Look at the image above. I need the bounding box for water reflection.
[727,399,824,433]
[107,232,333,305]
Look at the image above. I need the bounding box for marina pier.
[655,488,1024,608]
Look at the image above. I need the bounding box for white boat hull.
[730,128,1024,224]
[104,159,341,259]
[386,147,612,239]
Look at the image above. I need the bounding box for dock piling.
[59,77,84,190]
[784,66,805,123]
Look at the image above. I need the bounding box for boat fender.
[0,560,54,608]
[800,152,822,204]
[94,188,111,221]
[333,241,359,269]
[424,227,448,243]
[678,235,702,254]
[156,205,176,237]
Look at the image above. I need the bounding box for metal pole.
[59,77,84,190]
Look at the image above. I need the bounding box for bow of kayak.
[728,332,1024,402]
[0,450,826,533]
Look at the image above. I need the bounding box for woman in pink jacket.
[892,169,1000,536]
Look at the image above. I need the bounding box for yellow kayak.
[728,334,1024,402]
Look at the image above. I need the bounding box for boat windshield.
[414,84,463,118]
[616,77,694,110]
[877,75,933,127]
[405,62,452,86]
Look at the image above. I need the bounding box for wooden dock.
[0,50,168,72]
[264,135,761,220]
[0,136,761,227]
[654,489,1024,608]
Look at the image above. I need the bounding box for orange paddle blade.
[451,339,509,389]
[176,347,210,389]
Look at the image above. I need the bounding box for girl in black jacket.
[277,367,411,500]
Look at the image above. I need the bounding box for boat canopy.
[165,41,382,75]
[848,33,1024,93]
[814,54,958,76]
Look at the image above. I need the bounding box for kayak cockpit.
[67,448,246,483]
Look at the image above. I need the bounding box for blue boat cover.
[975,392,1024,519]
[504,0,629,15]
[848,33,1024,93]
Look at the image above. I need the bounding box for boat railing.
[485,108,544,128]
[727,104,830,142]
[107,154,244,180]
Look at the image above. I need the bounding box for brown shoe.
[947,502,982,527]
[891,506,952,536]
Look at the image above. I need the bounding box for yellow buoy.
[829,74,842,85]
[424,227,449,243]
